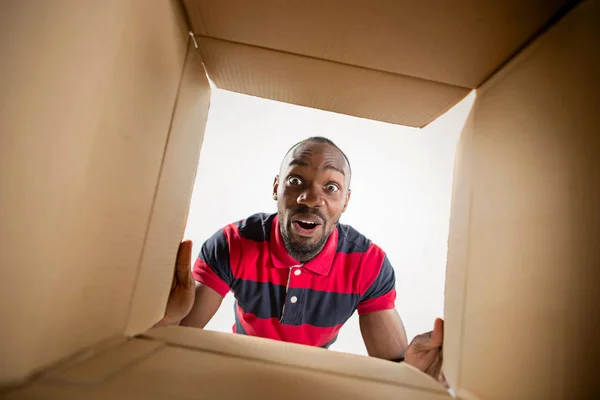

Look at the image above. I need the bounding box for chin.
[294,236,323,246]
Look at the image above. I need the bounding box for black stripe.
[199,228,234,286]
[336,223,371,253]
[360,255,395,302]
[233,279,287,320]
[236,213,275,242]
[234,301,248,335]
[233,279,359,328]
[235,298,338,348]
[322,335,338,349]
[289,287,359,327]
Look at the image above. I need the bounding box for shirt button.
[290,296,298,304]
[294,269,301,276]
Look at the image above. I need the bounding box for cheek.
[280,187,301,202]
[325,197,347,216]
[277,190,297,210]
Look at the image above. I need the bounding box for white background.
[184,89,475,355]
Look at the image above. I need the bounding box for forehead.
[281,141,349,179]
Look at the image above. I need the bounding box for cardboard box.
[3,328,451,399]
[1,0,598,398]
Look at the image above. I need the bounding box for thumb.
[175,240,193,285]
[430,318,444,347]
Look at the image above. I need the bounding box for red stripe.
[230,238,386,294]
[229,236,290,286]
[192,258,230,297]
[284,253,365,294]
[353,245,386,295]
[357,289,396,315]
[223,222,242,272]
[235,304,342,347]
[292,250,383,294]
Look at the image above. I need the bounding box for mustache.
[289,206,326,223]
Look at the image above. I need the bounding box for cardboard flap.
[44,340,164,386]
[182,0,574,127]
[145,326,449,394]
[0,0,190,385]
[125,42,211,335]
[444,1,600,398]
[183,0,573,88]
[196,36,469,128]
[6,328,452,399]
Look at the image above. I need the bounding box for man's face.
[273,141,351,262]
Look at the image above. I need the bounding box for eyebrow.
[323,164,346,176]
[289,159,309,168]
[288,159,346,176]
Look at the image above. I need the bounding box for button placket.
[292,286,305,325]
[280,264,303,324]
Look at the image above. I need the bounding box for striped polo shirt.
[192,212,396,348]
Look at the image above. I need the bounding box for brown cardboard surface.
[0,0,189,385]
[145,326,448,394]
[2,0,598,398]
[125,42,211,335]
[5,327,451,399]
[42,340,164,386]
[197,36,469,128]
[444,0,600,398]
[442,107,476,393]
[183,0,572,88]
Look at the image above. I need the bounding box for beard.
[278,207,339,263]
[280,223,330,263]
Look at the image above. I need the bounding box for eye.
[287,176,303,186]
[326,183,340,193]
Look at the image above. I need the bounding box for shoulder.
[336,223,380,255]
[336,223,389,286]
[234,212,276,242]
[201,213,274,263]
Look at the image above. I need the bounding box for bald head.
[280,137,351,187]
[273,137,352,262]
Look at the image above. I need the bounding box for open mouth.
[291,219,322,237]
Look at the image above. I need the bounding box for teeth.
[299,220,316,225]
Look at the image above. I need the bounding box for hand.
[404,318,446,385]
[155,240,196,327]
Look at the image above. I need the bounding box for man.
[157,137,445,382]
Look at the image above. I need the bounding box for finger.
[175,240,193,285]
[425,357,443,381]
[430,318,444,347]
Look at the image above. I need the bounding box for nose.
[297,185,324,208]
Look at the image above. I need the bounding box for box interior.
[1,0,599,398]
[184,0,575,127]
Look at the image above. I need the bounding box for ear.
[272,175,279,200]
[342,189,352,213]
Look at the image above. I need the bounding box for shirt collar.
[270,214,338,276]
